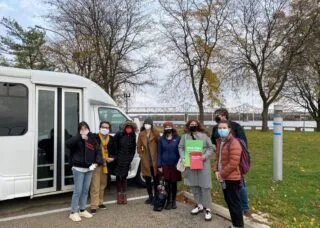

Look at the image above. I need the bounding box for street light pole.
[123,92,131,113]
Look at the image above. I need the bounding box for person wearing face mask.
[178,119,214,221]
[211,108,247,148]
[66,121,103,222]
[210,108,250,217]
[113,120,137,204]
[89,121,115,214]
[157,121,181,210]
[213,120,243,228]
[137,117,160,205]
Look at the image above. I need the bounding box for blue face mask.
[218,129,229,138]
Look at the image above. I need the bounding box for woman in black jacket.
[66,121,103,222]
[113,121,137,204]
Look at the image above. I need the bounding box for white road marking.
[0,195,148,223]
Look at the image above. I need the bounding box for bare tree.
[226,0,319,131]
[283,0,320,131]
[158,0,228,123]
[45,0,156,100]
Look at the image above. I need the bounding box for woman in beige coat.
[137,117,160,204]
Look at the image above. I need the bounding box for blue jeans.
[71,168,93,213]
[240,182,249,211]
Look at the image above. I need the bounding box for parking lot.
[0,181,230,228]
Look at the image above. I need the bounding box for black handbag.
[153,177,167,211]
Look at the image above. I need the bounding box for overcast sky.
[0,0,264,110]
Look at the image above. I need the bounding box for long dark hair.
[185,119,208,135]
[78,121,90,132]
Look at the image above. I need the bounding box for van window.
[0,83,28,136]
[98,107,128,133]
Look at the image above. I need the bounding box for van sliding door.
[35,87,58,194]
[61,88,82,191]
[35,86,82,194]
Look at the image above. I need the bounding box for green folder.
[185,140,204,167]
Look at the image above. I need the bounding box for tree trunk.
[198,102,204,124]
[316,119,320,132]
[261,103,269,131]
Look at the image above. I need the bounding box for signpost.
[273,105,283,181]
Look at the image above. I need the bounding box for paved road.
[0,181,230,228]
[0,180,143,218]
[0,200,230,228]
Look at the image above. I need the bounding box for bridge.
[125,103,302,115]
[124,103,310,123]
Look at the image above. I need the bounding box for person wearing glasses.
[90,121,114,214]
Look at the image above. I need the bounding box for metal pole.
[123,92,130,114]
[126,97,128,113]
[212,111,213,123]
[273,105,283,181]
[303,104,306,132]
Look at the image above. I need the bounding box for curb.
[181,191,271,228]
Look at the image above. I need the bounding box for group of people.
[66,108,249,228]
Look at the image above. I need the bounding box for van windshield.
[98,107,128,133]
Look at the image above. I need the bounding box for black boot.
[171,200,177,209]
[145,195,153,204]
[165,200,172,210]
[145,176,153,204]
[165,181,172,210]
[171,182,177,209]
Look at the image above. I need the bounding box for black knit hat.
[143,117,153,126]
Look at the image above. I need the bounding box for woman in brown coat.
[214,120,244,228]
[137,117,160,204]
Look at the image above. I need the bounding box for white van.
[0,66,144,201]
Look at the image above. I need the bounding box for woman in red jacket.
[214,120,244,228]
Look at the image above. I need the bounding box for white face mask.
[80,129,89,135]
[100,128,109,135]
[144,124,151,130]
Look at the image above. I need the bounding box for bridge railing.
[152,123,317,132]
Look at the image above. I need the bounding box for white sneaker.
[79,210,93,218]
[204,208,212,221]
[69,213,81,222]
[191,204,204,215]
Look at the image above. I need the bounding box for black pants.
[222,180,244,227]
[145,166,159,197]
[165,180,177,202]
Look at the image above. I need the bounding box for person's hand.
[106,157,114,163]
[89,163,97,171]
[202,155,206,161]
[215,171,222,182]
[81,134,88,140]
[158,167,163,173]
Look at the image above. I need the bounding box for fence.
[152,123,317,132]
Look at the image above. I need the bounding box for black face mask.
[164,129,173,135]
[189,126,198,132]
[215,116,221,123]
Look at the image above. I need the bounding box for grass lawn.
[173,129,320,227]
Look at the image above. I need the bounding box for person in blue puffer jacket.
[157,121,181,210]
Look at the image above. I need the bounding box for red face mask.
[125,127,133,134]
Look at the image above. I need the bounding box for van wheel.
[135,165,147,187]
